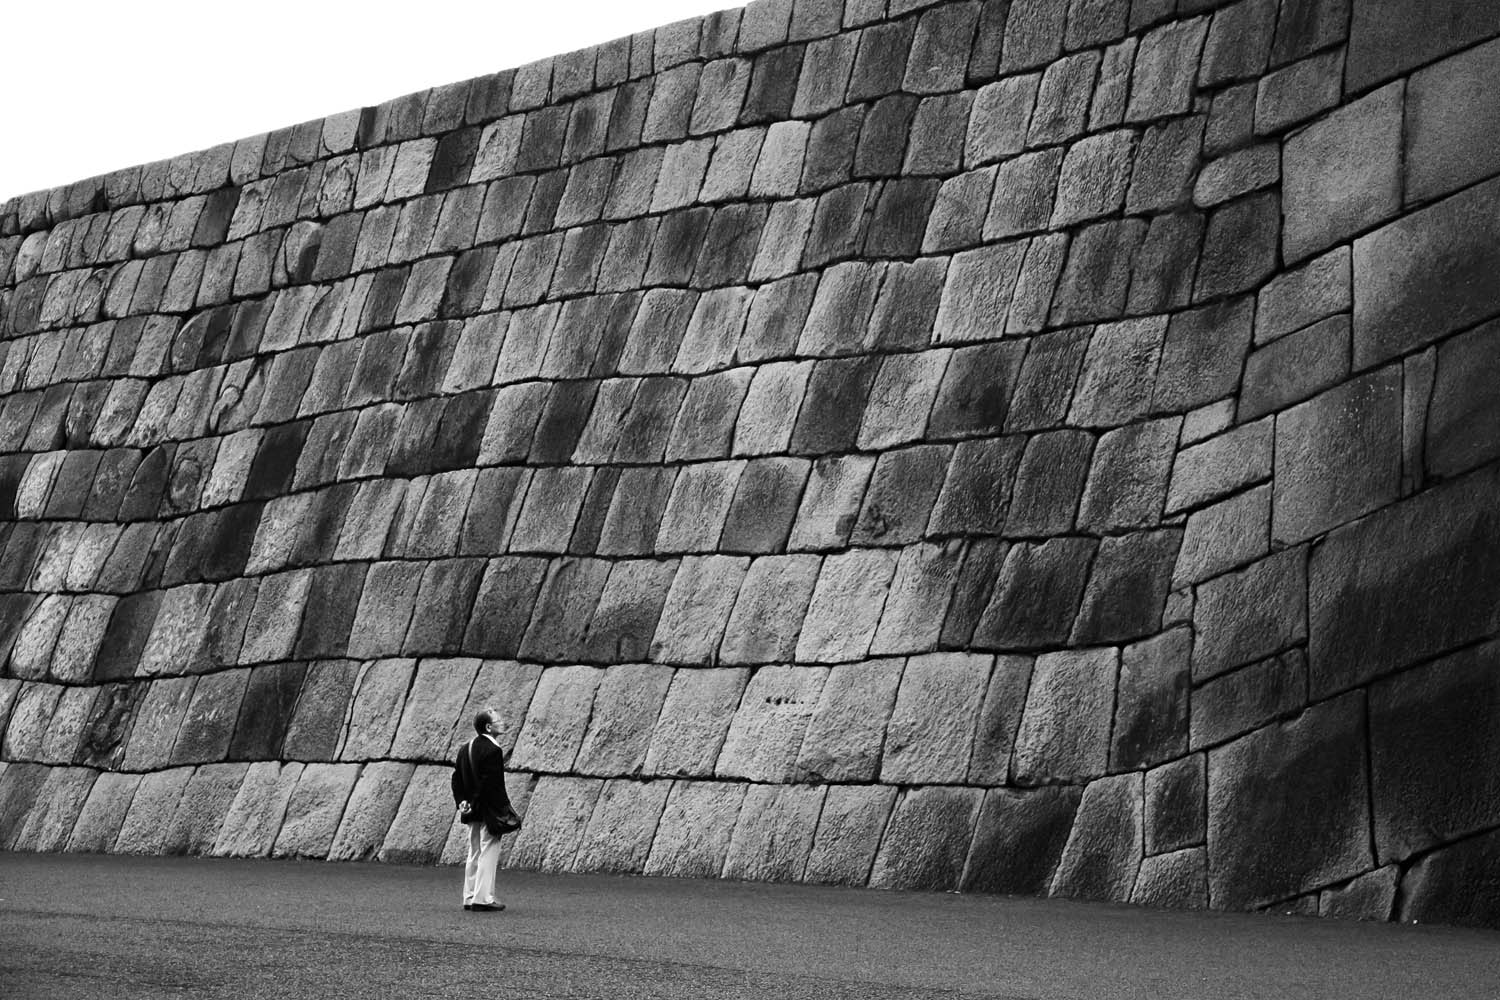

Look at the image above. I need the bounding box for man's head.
[474,708,499,734]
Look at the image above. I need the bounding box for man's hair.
[474,709,496,734]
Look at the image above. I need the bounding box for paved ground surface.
[1,853,1497,999]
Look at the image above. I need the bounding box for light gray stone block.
[115,768,194,855]
[66,770,142,854]
[328,762,415,862]
[508,775,604,872]
[796,549,898,663]
[717,665,828,781]
[1013,648,1119,784]
[644,780,746,878]
[571,778,671,874]
[338,659,417,761]
[509,664,604,773]
[794,658,903,783]
[881,652,991,784]
[723,783,825,882]
[13,767,96,853]
[1132,847,1208,909]
[1051,772,1143,902]
[644,668,749,777]
[574,664,674,777]
[213,762,304,858]
[650,555,749,664]
[870,541,965,656]
[272,762,362,859]
[1167,418,1273,515]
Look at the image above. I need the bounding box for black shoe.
[469,903,504,912]
[463,904,473,910]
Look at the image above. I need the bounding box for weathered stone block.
[518,557,610,661]
[338,658,416,761]
[650,555,748,663]
[1153,298,1252,414]
[717,665,828,781]
[973,538,1096,650]
[572,664,673,778]
[13,767,96,852]
[857,351,949,450]
[1397,828,1500,928]
[272,762,363,859]
[1051,773,1143,902]
[801,784,894,886]
[1207,693,1372,908]
[1168,418,1272,515]
[869,786,983,891]
[734,361,812,455]
[933,242,1027,342]
[966,75,1040,167]
[66,770,141,853]
[1405,36,1500,206]
[796,550,897,663]
[928,340,1026,440]
[1427,318,1500,479]
[388,659,481,762]
[1052,130,1136,226]
[170,669,248,766]
[1347,0,1500,93]
[794,658,903,782]
[1006,327,1090,432]
[1003,431,1092,536]
[1320,865,1397,922]
[1193,649,1307,751]
[115,768,194,855]
[213,761,304,858]
[644,668,748,777]
[1132,847,1208,909]
[723,783,825,882]
[961,785,1080,895]
[1272,369,1401,544]
[327,762,415,862]
[1369,642,1500,864]
[1145,753,1205,856]
[1108,627,1191,772]
[1068,317,1165,427]
[1072,529,1181,646]
[1241,314,1350,422]
[507,775,603,872]
[509,664,603,774]
[1126,17,1207,122]
[644,780,745,879]
[1173,485,1269,588]
[984,150,1062,239]
[280,660,359,762]
[718,554,819,664]
[1077,418,1179,531]
[1193,547,1305,681]
[159,763,247,856]
[870,541,964,656]
[655,462,744,553]
[880,653,990,784]
[570,778,671,875]
[1355,175,1500,371]
[1282,82,1402,263]
[852,444,949,544]
[1028,51,1099,146]
[1013,648,1118,784]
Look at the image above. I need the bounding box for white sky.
[1,0,740,202]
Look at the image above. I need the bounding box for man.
[451,707,516,912]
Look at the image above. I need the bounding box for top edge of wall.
[0,0,798,237]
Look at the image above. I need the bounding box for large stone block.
[796,549,898,663]
[0,763,51,850]
[12,767,97,853]
[967,655,1032,784]
[1310,464,1500,697]
[1397,828,1500,929]
[1112,628,1191,771]
[508,775,603,872]
[1347,0,1500,92]
[281,660,360,762]
[170,669,249,766]
[375,765,458,864]
[932,242,1027,342]
[1192,547,1306,681]
[213,761,304,858]
[509,664,603,773]
[649,555,748,664]
[881,652,990,784]
[644,780,745,879]
[1240,314,1350,422]
[802,784,895,886]
[1406,37,1500,205]
[114,768,194,855]
[272,762,362,859]
[1254,246,1349,347]
[1427,318,1500,479]
[1050,773,1143,902]
[644,668,748,777]
[1076,418,1178,531]
[1282,82,1402,263]
[229,662,307,761]
[1173,485,1270,588]
[1192,649,1307,751]
[338,658,416,761]
[1320,865,1398,923]
[1207,692,1373,909]
[869,541,963,656]
[719,554,819,664]
[1353,175,1500,369]
[1004,430,1093,536]
[722,783,825,882]
[961,785,1081,895]
[570,778,671,874]
[388,658,481,761]
[160,763,247,856]
[574,663,674,777]
[1131,847,1208,909]
[1068,317,1166,427]
[1145,753,1205,856]
[66,770,142,853]
[1013,648,1118,784]
[717,665,828,781]
[794,658,903,782]
[327,761,415,862]
[869,786,983,891]
[850,444,949,544]
[1072,529,1181,645]
[1369,642,1500,864]
[974,538,1096,649]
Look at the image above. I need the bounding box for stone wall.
[3,0,1499,928]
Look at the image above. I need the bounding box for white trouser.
[463,821,502,905]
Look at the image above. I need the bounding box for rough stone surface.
[722,783,825,882]
[880,653,990,784]
[794,658,903,782]
[509,664,603,774]
[643,780,745,879]
[570,778,671,874]
[962,785,1081,895]
[1012,648,1118,784]
[1192,548,1306,681]
[573,664,674,777]
[868,786,983,891]
[214,761,304,857]
[1050,773,1143,901]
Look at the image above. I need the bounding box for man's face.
[484,710,501,736]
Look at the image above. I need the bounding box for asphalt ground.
[1,852,1496,999]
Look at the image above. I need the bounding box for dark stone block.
[1154,297,1253,412]
[45,450,102,519]
[281,659,360,761]
[1240,314,1349,422]
[591,294,646,378]
[1192,649,1307,751]
[193,186,240,247]
[76,682,143,769]
[404,558,486,656]
[906,94,972,176]
[1005,327,1090,432]
[855,96,919,178]
[551,225,610,297]
[720,458,808,554]
[789,356,881,455]
[458,467,525,556]
[1347,0,1500,92]
[852,444,952,545]
[0,593,34,668]
[0,455,26,518]
[0,763,49,850]
[581,561,678,663]
[81,447,139,520]
[392,322,461,399]
[645,208,713,286]
[357,266,410,334]
[967,0,1011,83]
[867,259,945,352]
[441,247,497,318]
[1428,318,1500,479]
[431,389,493,472]
[1072,520,1180,642]
[518,557,612,662]
[962,786,1082,894]
[907,2,981,93]
[1002,0,1066,71]
[347,328,411,407]
[1076,418,1178,532]
[927,341,1026,439]
[939,538,1010,649]
[1196,192,1279,300]
[530,380,599,464]
[927,437,1025,536]
[1050,218,1147,326]
[863,179,940,258]
[464,556,550,658]
[804,183,873,267]
[871,786,983,890]
[515,106,568,173]
[1111,627,1192,772]
[1269,0,1348,66]
[667,371,750,462]
[203,502,264,583]
[1207,692,1373,908]
[1145,753,1205,855]
[973,538,1098,649]
[740,44,805,124]
[425,127,478,193]
[606,79,653,152]
[614,377,688,464]
[295,563,368,659]
[1005,430,1094,535]
[802,107,864,193]
[1399,828,1500,929]
[694,204,767,287]
[848,20,916,102]
[1370,642,1500,863]
[597,467,677,556]
[243,420,309,502]
[465,71,514,125]
[229,662,308,760]
[1193,547,1306,682]
[171,670,250,765]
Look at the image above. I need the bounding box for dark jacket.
[451,735,515,834]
